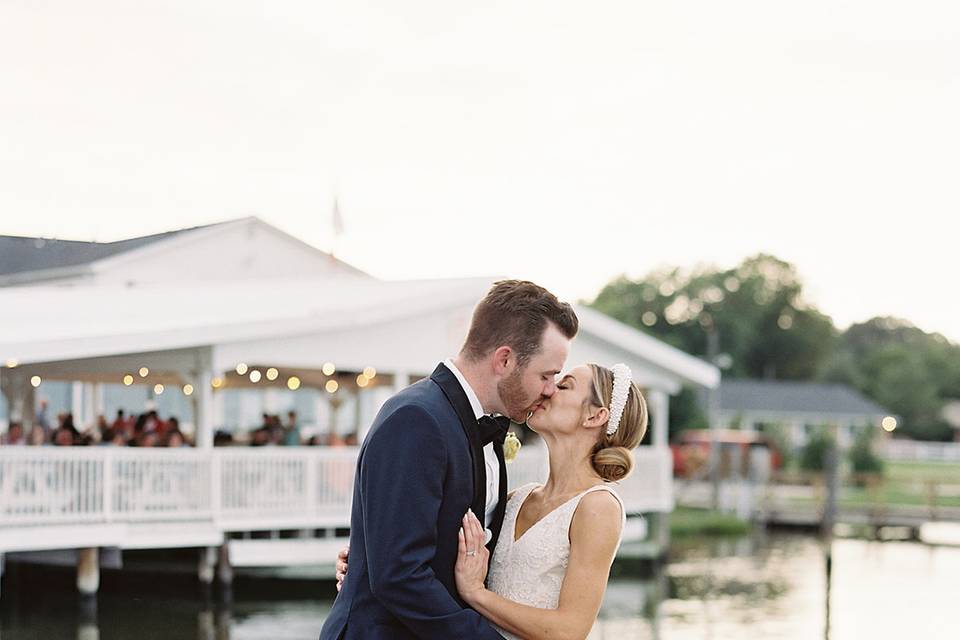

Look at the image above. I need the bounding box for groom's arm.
[361,404,504,639]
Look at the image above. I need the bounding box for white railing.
[0,445,673,534]
[506,444,673,513]
[882,440,960,463]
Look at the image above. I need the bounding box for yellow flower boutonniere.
[503,432,521,463]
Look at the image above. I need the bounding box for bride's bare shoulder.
[569,489,623,546]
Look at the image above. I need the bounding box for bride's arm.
[455,492,622,640]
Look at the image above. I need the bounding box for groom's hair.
[462,280,578,367]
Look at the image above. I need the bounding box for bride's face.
[525,364,594,434]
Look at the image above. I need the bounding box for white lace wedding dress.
[485,482,626,640]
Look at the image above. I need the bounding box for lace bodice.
[486,482,626,640]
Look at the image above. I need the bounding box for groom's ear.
[491,346,514,375]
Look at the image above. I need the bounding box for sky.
[1,1,958,341]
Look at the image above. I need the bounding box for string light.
[249,370,262,383]
[287,376,301,391]
[325,380,339,393]
[211,377,224,389]
[363,367,377,379]
[182,384,194,396]
[154,384,165,395]
[123,374,134,386]
[322,362,336,376]
[30,375,42,388]
[266,367,279,381]
[139,367,149,377]
[357,374,370,388]
[236,363,248,375]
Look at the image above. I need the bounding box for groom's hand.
[335,544,349,592]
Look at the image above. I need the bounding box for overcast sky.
[1,1,958,340]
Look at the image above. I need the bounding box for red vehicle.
[671,429,783,477]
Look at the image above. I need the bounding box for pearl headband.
[606,363,632,436]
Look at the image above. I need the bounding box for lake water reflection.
[2,531,958,639]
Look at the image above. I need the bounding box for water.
[2,532,958,639]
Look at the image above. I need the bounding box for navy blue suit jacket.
[319,363,506,640]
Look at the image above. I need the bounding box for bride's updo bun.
[586,364,648,482]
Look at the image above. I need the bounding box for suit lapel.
[486,437,509,552]
[430,363,487,519]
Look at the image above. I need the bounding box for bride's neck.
[539,432,601,497]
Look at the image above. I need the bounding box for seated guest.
[164,429,187,448]
[1,422,25,445]
[249,426,273,447]
[134,431,159,447]
[53,427,75,446]
[60,413,79,438]
[35,399,51,435]
[111,409,127,432]
[27,424,46,446]
[101,428,126,446]
[283,411,301,446]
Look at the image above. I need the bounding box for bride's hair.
[585,364,648,482]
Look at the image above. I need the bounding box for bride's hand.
[455,509,489,604]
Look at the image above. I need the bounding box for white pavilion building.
[0,217,718,592]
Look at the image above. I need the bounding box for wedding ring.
[466,550,477,556]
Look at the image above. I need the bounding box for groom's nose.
[541,379,557,397]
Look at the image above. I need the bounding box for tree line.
[588,254,960,441]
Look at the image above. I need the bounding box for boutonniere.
[503,432,521,463]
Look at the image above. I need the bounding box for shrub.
[800,427,835,472]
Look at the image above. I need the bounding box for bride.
[455,362,647,640]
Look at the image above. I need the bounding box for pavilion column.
[81,383,97,430]
[77,547,99,596]
[198,546,217,586]
[5,373,25,424]
[648,389,669,448]
[358,387,379,441]
[22,378,36,429]
[72,381,84,425]
[195,369,216,449]
[393,371,410,394]
[92,383,105,425]
[0,370,12,429]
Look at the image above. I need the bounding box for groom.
[319,280,578,639]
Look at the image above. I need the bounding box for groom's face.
[498,323,570,422]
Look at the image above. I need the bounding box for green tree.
[591,254,836,381]
[823,317,960,441]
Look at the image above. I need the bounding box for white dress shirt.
[444,359,500,536]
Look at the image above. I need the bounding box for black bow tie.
[477,415,511,447]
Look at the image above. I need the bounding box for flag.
[332,195,344,238]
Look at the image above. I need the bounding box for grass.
[885,460,960,484]
[781,459,960,509]
[670,507,751,537]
